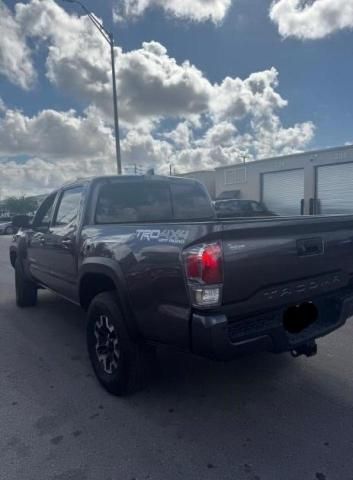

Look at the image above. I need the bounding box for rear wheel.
[15,259,37,307]
[87,292,153,396]
[5,226,14,235]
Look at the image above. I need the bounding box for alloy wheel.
[94,314,120,374]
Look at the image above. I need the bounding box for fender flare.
[15,236,34,279]
[78,258,138,338]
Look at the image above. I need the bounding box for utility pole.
[62,0,122,174]
[241,154,248,164]
[109,32,122,174]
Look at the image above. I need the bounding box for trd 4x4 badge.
[135,229,189,244]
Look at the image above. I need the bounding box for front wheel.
[5,226,14,235]
[87,292,154,396]
[15,259,37,307]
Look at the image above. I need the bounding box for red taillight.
[186,254,200,279]
[185,242,223,285]
[201,244,223,284]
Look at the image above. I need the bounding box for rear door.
[262,169,304,216]
[28,194,57,285]
[41,185,84,299]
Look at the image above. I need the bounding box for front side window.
[34,194,56,229]
[54,187,83,227]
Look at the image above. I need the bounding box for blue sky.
[4,0,353,146]
[0,0,353,195]
[112,0,353,148]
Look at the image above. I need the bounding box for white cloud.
[248,116,316,159]
[0,1,36,89]
[113,0,232,24]
[15,0,113,110]
[121,126,244,174]
[163,121,194,149]
[174,144,244,173]
[0,104,116,198]
[210,68,287,122]
[270,0,353,40]
[122,129,173,172]
[118,42,212,123]
[0,156,115,199]
[201,121,238,147]
[0,105,114,159]
[14,1,212,126]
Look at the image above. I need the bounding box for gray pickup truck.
[10,175,353,395]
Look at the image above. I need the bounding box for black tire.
[15,259,38,307]
[5,226,14,235]
[87,292,153,396]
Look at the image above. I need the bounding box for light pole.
[62,0,122,174]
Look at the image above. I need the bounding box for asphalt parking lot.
[0,235,353,480]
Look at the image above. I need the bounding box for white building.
[182,144,353,216]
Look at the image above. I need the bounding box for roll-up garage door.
[262,169,304,216]
[316,162,353,215]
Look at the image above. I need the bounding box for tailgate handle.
[297,238,324,256]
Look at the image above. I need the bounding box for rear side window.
[95,182,173,223]
[170,182,214,220]
[217,200,243,214]
[250,201,266,213]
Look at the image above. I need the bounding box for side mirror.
[12,215,32,229]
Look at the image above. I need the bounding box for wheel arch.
[78,259,138,338]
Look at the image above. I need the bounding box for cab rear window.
[170,182,214,220]
[95,180,214,223]
[95,182,172,223]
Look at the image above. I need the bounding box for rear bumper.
[191,289,353,360]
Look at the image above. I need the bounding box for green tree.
[4,196,38,215]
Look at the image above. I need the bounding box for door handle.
[61,238,73,248]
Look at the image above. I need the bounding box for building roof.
[215,144,353,170]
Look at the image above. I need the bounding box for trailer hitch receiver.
[291,340,318,358]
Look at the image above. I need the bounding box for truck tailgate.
[221,215,353,311]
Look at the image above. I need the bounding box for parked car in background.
[0,215,33,236]
[214,199,276,218]
[0,220,15,235]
